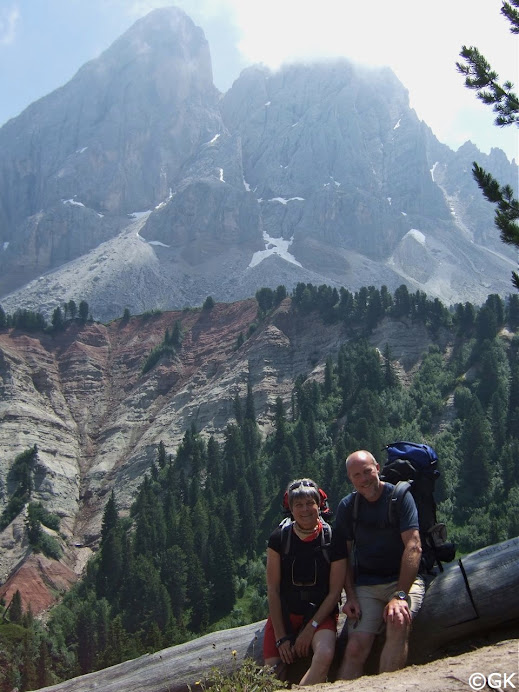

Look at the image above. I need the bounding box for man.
[334,450,424,679]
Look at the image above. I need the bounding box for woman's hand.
[278,638,295,664]
[293,623,314,658]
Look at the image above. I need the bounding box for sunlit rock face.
[0,6,517,322]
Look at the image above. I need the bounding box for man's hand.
[383,597,411,625]
[342,596,361,622]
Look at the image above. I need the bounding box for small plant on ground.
[189,656,287,692]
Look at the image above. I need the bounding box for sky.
[0,0,517,162]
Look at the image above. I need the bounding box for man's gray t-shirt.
[334,483,419,584]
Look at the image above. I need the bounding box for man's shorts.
[346,577,425,636]
[263,612,338,660]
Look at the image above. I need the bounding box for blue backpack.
[380,441,456,572]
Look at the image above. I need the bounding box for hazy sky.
[0,0,517,161]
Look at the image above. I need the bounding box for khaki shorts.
[347,577,425,635]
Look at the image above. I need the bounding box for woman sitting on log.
[264,478,346,685]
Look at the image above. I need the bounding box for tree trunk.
[409,535,519,661]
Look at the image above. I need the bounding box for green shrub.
[28,502,60,531]
[36,533,63,560]
[141,344,176,374]
[191,657,287,692]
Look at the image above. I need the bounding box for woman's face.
[290,494,319,529]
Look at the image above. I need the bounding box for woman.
[264,478,346,685]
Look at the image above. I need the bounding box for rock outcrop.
[0,299,438,609]
[0,8,517,321]
[0,7,224,295]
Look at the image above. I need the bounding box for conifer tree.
[324,356,334,396]
[37,639,53,689]
[52,306,65,331]
[208,517,236,617]
[237,478,256,557]
[162,546,188,621]
[457,1,519,288]
[67,299,77,319]
[507,293,519,328]
[273,396,287,454]
[79,300,89,322]
[206,436,223,493]
[97,492,123,600]
[457,398,494,515]
[21,630,38,691]
[76,596,98,673]
[188,554,209,632]
[9,589,23,623]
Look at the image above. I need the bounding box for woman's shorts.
[263,612,338,660]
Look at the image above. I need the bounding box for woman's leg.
[298,628,336,685]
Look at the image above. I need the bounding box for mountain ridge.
[0,7,517,321]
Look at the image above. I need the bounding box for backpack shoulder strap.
[320,521,332,563]
[388,480,412,527]
[351,491,360,536]
[279,518,294,556]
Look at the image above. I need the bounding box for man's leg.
[379,617,410,672]
[336,631,375,680]
[298,628,336,685]
[379,576,425,673]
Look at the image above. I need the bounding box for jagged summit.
[0,7,517,320]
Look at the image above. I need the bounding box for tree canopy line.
[0,299,92,333]
[1,284,519,690]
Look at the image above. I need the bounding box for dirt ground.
[297,636,519,692]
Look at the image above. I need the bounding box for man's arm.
[384,528,422,624]
[342,539,361,620]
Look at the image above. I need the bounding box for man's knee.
[345,635,372,664]
[385,618,410,644]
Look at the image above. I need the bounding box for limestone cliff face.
[0,8,517,319]
[0,6,224,294]
[220,61,446,260]
[0,300,436,610]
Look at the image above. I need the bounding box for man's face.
[347,455,381,502]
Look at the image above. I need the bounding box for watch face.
[396,591,407,600]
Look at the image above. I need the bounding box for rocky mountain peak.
[0,7,518,320]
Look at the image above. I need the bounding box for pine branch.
[457,47,519,127]
[501,0,519,33]
[472,162,519,287]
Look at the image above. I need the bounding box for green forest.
[1,283,519,690]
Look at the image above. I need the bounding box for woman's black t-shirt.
[268,523,341,615]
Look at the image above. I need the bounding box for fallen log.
[37,536,519,692]
[410,535,519,661]
[38,620,266,692]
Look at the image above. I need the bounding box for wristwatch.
[393,590,407,601]
[311,620,319,629]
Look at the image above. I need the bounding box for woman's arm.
[293,557,346,657]
[266,547,295,664]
